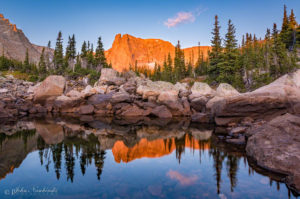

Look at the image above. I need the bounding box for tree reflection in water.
[37,133,106,182]
[34,125,240,193]
[0,117,296,198]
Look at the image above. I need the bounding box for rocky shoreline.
[1,68,300,194]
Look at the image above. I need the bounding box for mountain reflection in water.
[0,116,297,199]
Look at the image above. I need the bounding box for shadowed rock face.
[0,14,53,63]
[105,34,211,72]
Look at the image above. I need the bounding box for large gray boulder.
[136,80,179,101]
[189,82,215,100]
[34,75,66,103]
[98,68,125,86]
[246,113,300,194]
[206,83,240,110]
[216,83,240,97]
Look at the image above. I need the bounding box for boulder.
[151,105,172,118]
[123,70,137,80]
[0,88,8,93]
[120,104,150,117]
[216,83,240,97]
[246,114,300,194]
[79,104,94,115]
[157,91,178,103]
[88,94,113,113]
[175,82,190,97]
[206,84,239,111]
[111,92,132,104]
[189,82,215,100]
[211,70,300,125]
[66,90,82,98]
[181,97,191,116]
[191,113,211,123]
[120,79,136,94]
[98,68,125,86]
[190,96,208,112]
[136,80,179,100]
[54,95,82,112]
[33,76,66,103]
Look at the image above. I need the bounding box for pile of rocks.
[0,75,35,118]
[2,68,300,124]
[24,68,242,121]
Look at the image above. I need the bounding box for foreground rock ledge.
[246,113,300,194]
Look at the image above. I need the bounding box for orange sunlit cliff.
[112,134,210,163]
[105,34,211,72]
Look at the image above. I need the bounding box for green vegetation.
[0,31,109,84]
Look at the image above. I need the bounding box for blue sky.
[1,0,299,50]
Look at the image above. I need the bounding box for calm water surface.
[0,117,297,199]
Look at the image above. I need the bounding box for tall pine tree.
[53,31,64,73]
[208,15,223,82]
[95,37,108,69]
[221,20,241,86]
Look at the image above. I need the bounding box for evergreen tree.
[74,54,82,71]
[167,53,173,82]
[264,28,273,72]
[47,41,51,48]
[289,9,297,30]
[65,34,76,69]
[286,9,298,50]
[297,25,300,46]
[53,31,64,73]
[221,20,241,86]
[208,15,223,82]
[174,40,185,82]
[23,49,30,72]
[282,5,289,33]
[95,37,107,69]
[81,41,88,58]
[272,23,289,77]
[87,43,94,68]
[280,5,291,48]
[38,48,47,74]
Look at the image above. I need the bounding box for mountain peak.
[0,14,52,63]
[105,34,211,72]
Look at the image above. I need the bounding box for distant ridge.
[105,34,211,72]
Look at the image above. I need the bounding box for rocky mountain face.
[105,34,211,72]
[0,14,52,63]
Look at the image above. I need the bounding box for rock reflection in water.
[0,116,297,198]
